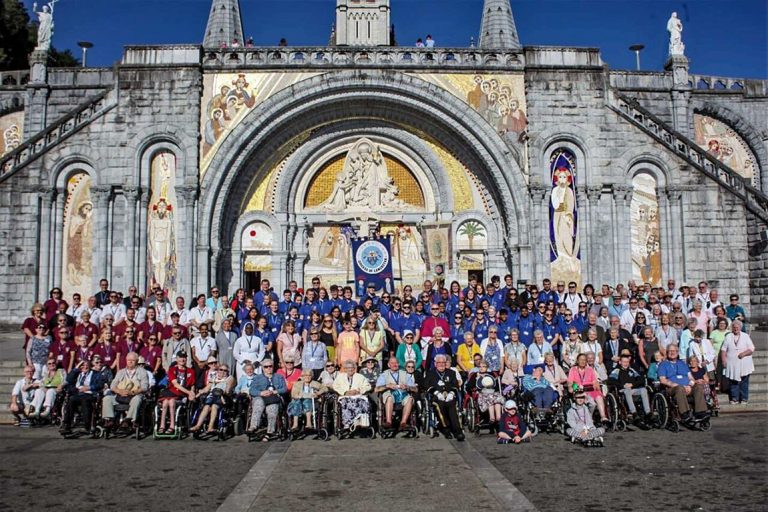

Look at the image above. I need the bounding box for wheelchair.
[333,393,375,440]
[153,395,191,440]
[189,391,239,441]
[649,383,711,432]
[287,395,330,441]
[517,386,567,436]
[463,375,503,436]
[424,386,464,440]
[376,390,418,439]
[59,391,102,439]
[245,394,290,442]
[604,383,655,432]
[96,392,154,440]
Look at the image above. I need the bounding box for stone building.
[0,0,766,322]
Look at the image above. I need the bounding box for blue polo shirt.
[657,359,690,386]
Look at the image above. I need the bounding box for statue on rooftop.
[32,2,56,51]
[667,12,685,56]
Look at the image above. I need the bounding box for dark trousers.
[434,399,461,434]
[64,393,95,428]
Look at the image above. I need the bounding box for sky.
[22,0,768,78]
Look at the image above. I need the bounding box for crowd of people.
[10,274,757,444]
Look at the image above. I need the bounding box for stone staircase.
[0,360,25,424]
[0,88,117,183]
[608,92,768,224]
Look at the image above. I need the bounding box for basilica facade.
[0,0,766,322]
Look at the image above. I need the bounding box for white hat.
[504,399,517,409]
[403,329,414,337]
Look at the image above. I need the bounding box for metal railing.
[610,92,768,223]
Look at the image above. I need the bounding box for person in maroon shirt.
[43,288,68,323]
[72,335,93,367]
[139,334,163,379]
[49,329,75,371]
[113,308,140,344]
[93,331,118,372]
[158,352,196,433]
[163,312,189,341]
[138,307,164,345]
[22,303,47,350]
[421,304,450,342]
[116,326,141,370]
[74,311,99,347]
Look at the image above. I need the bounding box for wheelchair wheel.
[604,393,619,431]
[316,428,329,441]
[699,418,711,432]
[669,420,680,433]
[616,419,627,432]
[465,398,477,433]
[652,393,668,429]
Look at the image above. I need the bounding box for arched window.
[147,151,179,296]
[631,173,662,286]
[548,149,580,284]
[62,171,94,298]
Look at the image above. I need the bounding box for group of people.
[12,275,755,444]
[415,35,436,48]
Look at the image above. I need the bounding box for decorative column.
[176,185,199,299]
[665,54,691,135]
[587,186,604,285]
[91,185,112,287]
[25,50,50,136]
[293,223,310,289]
[37,189,54,299]
[137,188,149,294]
[123,186,139,287]
[529,185,549,283]
[50,187,66,286]
[613,185,633,282]
[666,186,685,281]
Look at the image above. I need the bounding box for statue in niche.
[66,200,93,286]
[148,198,176,293]
[317,138,409,212]
[667,12,685,56]
[551,167,578,259]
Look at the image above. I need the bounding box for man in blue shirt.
[725,294,747,332]
[516,306,537,347]
[657,344,708,422]
[253,280,278,308]
[394,302,421,346]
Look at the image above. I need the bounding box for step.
[718,402,768,414]
[0,361,25,368]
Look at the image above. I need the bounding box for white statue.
[33,2,55,51]
[667,12,685,56]
[317,138,410,212]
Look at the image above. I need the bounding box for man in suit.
[60,359,109,434]
[423,354,465,441]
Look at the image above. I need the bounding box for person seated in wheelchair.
[10,365,43,424]
[497,400,532,444]
[424,354,465,441]
[60,359,109,434]
[542,352,568,397]
[319,361,339,387]
[332,360,372,431]
[567,353,610,427]
[522,365,558,414]
[501,360,521,397]
[607,351,652,427]
[658,344,709,424]
[157,351,196,434]
[190,363,235,433]
[248,358,288,439]
[288,368,327,433]
[404,360,425,393]
[688,354,714,407]
[101,351,149,431]
[466,359,504,429]
[375,356,418,431]
[360,356,381,390]
[567,392,605,446]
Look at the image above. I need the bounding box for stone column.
[91,186,112,288]
[586,186,603,284]
[51,187,66,286]
[176,185,199,299]
[666,186,685,281]
[613,185,633,282]
[293,223,310,289]
[665,55,691,135]
[529,185,549,283]
[137,189,149,294]
[37,189,54,299]
[123,187,139,288]
[25,50,49,137]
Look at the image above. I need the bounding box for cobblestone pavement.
[2,413,766,512]
[472,412,768,512]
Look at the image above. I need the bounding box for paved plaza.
[1,412,765,512]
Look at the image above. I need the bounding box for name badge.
[57,355,63,361]
[523,331,529,336]
[437,380,444,386]
[676,375,683,379]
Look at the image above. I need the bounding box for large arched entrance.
[199,70,532,293]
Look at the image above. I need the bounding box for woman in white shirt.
[233,322,266,379]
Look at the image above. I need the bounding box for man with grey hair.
[101,351,149,430]
[424,354,464,441]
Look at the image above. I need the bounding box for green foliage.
[48,47,79,67]
[0,0,34,71]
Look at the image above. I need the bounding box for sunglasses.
[262,365,273,368]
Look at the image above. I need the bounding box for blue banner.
[351,236,395,296]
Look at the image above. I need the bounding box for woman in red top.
[43,288,68,323]
[139,334,164,380]
[158,351,196,433]
[93,331,118,372]
[137,307,164,345]
[22,303,46,350]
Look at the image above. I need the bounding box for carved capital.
[529,185,548,206]
[122,186,140,200]
[175,185,199,204]
[36,186,56,205]
[586,186,602,204]
[665,186,683,202]
[90,186,112,207]
[612,184,633,205]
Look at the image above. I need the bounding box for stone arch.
[531,126,596,186]
[138,140,187,191]
[51,156,98,190]
[272,123,454,216]
[199,70,530,288]
[229,210,283,293]
[131,129,195,189]
[693,103,768,191]
[619,146,676,187]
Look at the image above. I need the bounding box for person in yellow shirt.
[456,332,482,375]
